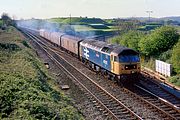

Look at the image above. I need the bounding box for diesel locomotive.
[39,29,141,83]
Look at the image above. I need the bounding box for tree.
[111,30,145,51]
[1,13,12,26]
[171,40,180,74]
[139,26,179,56]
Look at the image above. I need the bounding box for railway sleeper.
[161,107,173,111]
[101,100,113,105]
[172,114,180,118]
[168,110,178,114]
[102,108,108,112]
[119,115,132,120]
[125,117,137,120]
[153,102,163,106]
[96,105,102,109]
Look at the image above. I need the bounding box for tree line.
[0,13,15,29]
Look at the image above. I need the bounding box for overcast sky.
[0,0,180,19]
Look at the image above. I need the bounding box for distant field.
[49,17,107,25]
[72,25,117,32]
[49,17,117,37]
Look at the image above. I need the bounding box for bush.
[0,72,82,119]
[111,30,145,51]
[21,40,30,48]
[0,20,3,27]
[0,43,21,51]
[158,49,172,62]
[171,40,180,74]
[139,26,179,56]
[169,75,180,86]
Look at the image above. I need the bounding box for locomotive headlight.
[125,66,128,69]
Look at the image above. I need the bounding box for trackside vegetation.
[111,26,180,86]
[0,27,84,119]
[0,19,3,27]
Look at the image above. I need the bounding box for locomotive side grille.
[125,64,137,70]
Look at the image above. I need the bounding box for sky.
[0,0,180,19]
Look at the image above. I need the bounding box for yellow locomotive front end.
[110,48,141,82]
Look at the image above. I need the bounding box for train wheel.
[111,75,116,83]
[107,74,111,80]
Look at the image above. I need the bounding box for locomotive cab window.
[114,56,118,62]
[119,54,140,62]
[119,50,140,63]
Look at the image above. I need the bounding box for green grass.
[168,75,180,86]
[48,17,117,37]
[0,27,84,119]
[72,25,94,31]
[49,17,107,25]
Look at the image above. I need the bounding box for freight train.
[39,29,141,83]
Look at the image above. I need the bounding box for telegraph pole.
[146,11,153,22]
[70,14,71,25]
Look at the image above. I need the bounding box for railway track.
[125,83,180,119]
[20,28,143,120]
[140,72,180,108]
[20,28,180,119]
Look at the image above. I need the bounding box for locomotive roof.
[81,39,138,55]
[81,39,115,53]
[111,47,138,56]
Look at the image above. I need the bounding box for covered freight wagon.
[50,32,64,46]
[61,35,82,55]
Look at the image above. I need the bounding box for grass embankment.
[49,17,106,25]
[49,17,117,35]
[0,27,83,119]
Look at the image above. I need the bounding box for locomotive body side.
[80,39,141,82]
[80,40,111,72]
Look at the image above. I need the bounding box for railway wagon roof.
[50,32,64,36]
[62,34,82,42]
[39,29,64,36]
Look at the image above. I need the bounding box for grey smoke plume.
[16,19,95,38]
